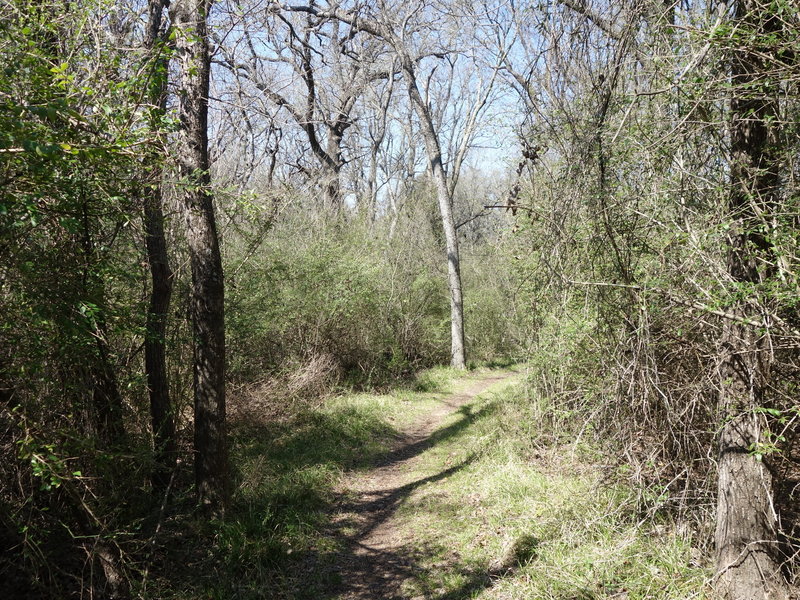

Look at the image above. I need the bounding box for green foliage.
[0,3,164,597]
[502,1,800,575]
[462,249,526,364]
[225,217,453,385]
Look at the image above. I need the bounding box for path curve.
[329,371,518,600]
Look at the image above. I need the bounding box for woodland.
[1,0,799,598]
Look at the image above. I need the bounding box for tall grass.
[391,377,712,599]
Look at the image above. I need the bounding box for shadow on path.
[315,373,518,600]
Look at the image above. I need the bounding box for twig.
[138,468,177,598]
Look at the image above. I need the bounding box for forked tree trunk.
[401,59,466,369]
[170,0,228,512]
[143,0,176,492]
[714,1,787,597]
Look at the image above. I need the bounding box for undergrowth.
[394,377,712,599]
[142,366,461,599]
[142,367,710,599]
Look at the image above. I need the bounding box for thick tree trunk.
[322,127,344,212]
[402,60,466,369]
[143,0,176,492]
[715,350,785,599]
[320,165,342,212]
[170,0,228,512]
[714,1,787,597]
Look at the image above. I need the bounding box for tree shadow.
[321,459,478,599]
[147,377,513,599]
[304,398,509,599]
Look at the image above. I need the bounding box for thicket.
[0,3,519,597]
[2,0,799,598]
[506,2,800,592]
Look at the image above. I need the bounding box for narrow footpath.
[326,371,519,599]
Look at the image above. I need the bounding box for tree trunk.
[80,204,126,447]
[322,126,344,212]
[321,165,342,213]
[143,0,176,492]
[90,327,126,446]
[401,59,466,369]
[170,0,228,512]
[715,354,785,599]
[144,191,176,490]
[714,1,787,597]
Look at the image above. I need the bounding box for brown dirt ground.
[321,371,517,600]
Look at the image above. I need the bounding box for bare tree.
[269,0,507,368]
[216,5,392,212]
[400,53,466,368]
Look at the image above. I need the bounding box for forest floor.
[175,366,710,599]
[285,367,709,600]
[325,371,518,599]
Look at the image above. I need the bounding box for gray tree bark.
[401,58,466,369]
[714,1,788,597]
[170,0,228,512]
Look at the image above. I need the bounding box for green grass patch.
[144,366,480,599]
[391,379,712,600]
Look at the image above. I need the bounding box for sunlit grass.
[149,366,477,598]
[149,366,710,599]
[393,381,712,599]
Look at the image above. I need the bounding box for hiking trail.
[325,371,519,599]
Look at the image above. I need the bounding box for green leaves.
[17,438,76,492]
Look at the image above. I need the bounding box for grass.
[141,366,468,599]
[143,366,711,599]
[391,379,712,600]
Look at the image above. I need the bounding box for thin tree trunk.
[714,1,787,597]
[170,0,228,512]
[366,147,379,221]
[143,0,176,492]
[401,59,466,369]
[80,204,126,447]
[366,70,394,223]
[90,327,126,446]
[144,193,176,490]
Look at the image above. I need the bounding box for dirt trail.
[327,371,517,600]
